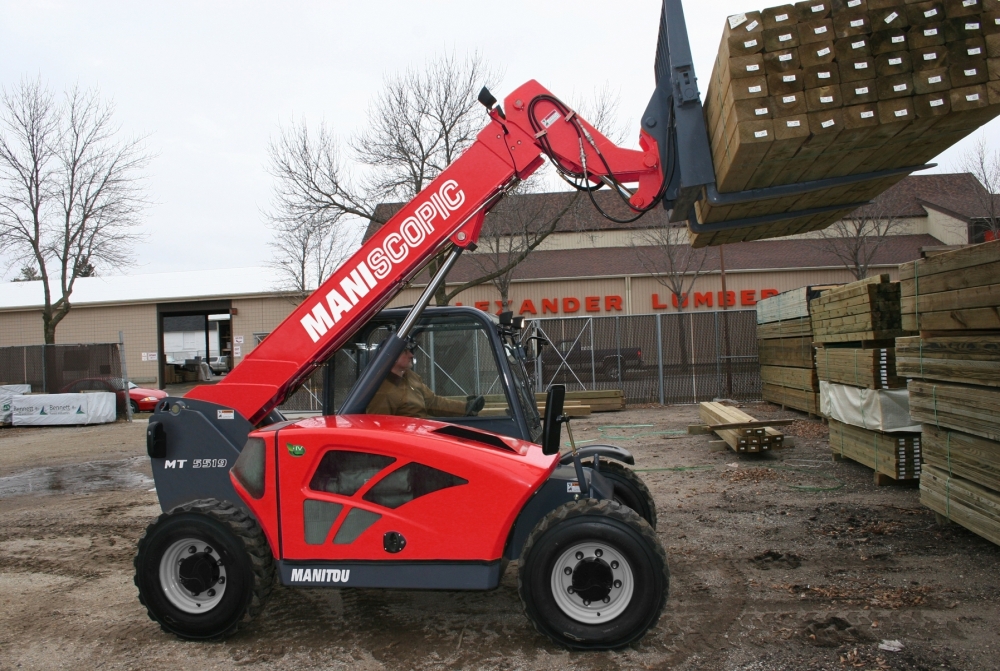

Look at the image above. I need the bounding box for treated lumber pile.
[896,334,1000,387]
[757,286,837,414]
[900,239,1000,545]
[810,274,908,343]
[815,346,905,388]
[829,418,922,484]
[698,401,786,452]
[692,0,1000,248]
[538,389,626,412]
[899,238,1000,332]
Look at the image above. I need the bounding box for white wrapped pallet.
[819,381,919,433]
[11,392,116,426]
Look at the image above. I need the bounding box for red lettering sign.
[718,291,736,307]
[605,295,623,311]
[542,298,558,314]
[585,296,600,312]
[519,299,537,315]
[671,292,689,308]
[740,290,756,306]
[760,289,779,300]
[694,292,713,308]
[563,297,580,313]
[474,300,490,311]
[652,293,668,309]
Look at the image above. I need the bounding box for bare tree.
[10,265,41,281]
[813,202,904,280]
[0,79,149,343]
[958,133,1000,242]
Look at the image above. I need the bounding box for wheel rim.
[550,541,634,624]
[159,537,227,614]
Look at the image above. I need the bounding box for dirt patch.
[1,406,999,670]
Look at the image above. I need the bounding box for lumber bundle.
[763,382,822,414]
[815,346,905,388]
[761,364,820,390]
[692,1,1000,248]
[899,238,1000,332]
[759,335,816,367]
[921,464,1000,546]
[896,334,1000,387]
[755,284,843,322]
[923,423,1000,493]
[756,316,815,338]
[829,417,922,483]
[809,274,909,343]
[545,389,626,412]
[698,401,786,452]
[909,380,1000,442]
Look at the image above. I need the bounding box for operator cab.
[324,306,542,444]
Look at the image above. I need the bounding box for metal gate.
[524,310,760,404]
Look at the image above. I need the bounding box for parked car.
[207,356,229,375]
[540,339,643,381]
[61,378,167,414]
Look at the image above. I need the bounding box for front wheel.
[518,499,668,650]
[598,461,657,529]
[134,499,274,639]
[129,399,140,415]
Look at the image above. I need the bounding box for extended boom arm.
[187,81,664,425]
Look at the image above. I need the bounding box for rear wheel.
[518,499,668,650]
[597,461,657,529]
[134,499,274,639]
[129,399,140,415]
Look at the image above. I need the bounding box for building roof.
[853,172,993,220]
[424,234,941,284]
[0,267,287,311]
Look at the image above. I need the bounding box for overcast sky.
[2,0,997,279]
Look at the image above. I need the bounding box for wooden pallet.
[921,464,1000,546]
[698,401,786,452]
[923,423,1000,494]
[908,379,1000,442]
[758,336,816,368]
[828,417,922,484]
[762,382,821,414]
[815,345,905,388]
[896,335,1000,387]
[899,238,1000,332]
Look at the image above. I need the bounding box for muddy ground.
[2,404,999,671]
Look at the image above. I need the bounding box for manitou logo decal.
[290,568,351,583]
[300,180,466,343]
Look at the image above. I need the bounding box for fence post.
[589,318,596,388]
[615,315,622,385]
[120,331,132,422]
[656,313,664,406]
[714,311,722,400]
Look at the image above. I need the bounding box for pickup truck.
[540,339,642,381]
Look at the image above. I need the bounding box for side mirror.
[541,385,566,455]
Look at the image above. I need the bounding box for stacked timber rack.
[757,285,838,414]
[693,0,1000,247]
[898,239,1000,545]
[811,274,920,484]
[695,401,790,452]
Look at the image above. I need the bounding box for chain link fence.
[524,310,761,404]
[0,343,130,417]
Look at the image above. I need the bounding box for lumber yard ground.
[2,404,999,671]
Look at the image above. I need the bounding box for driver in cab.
[366,339,486,418]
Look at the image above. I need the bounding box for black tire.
[134,499,274,639]
[518,499,668,650]
[597,461,657,529]
[129,399,140,415]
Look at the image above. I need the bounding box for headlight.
[140,396,159,402]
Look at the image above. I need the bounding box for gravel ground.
[2,404,999,670]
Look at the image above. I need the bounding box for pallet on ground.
[923,423,1000,494]
[815,345,905,388]
[762,382,821,414]
[899,238,1000,332]
[698,401,786,452]
[828,417,922,484]
[761,364,820,391]
[755,284,843,323]
[896,335,1000,387]
[757,316,814,339]
[809,274,910,343]
[921,464,1000,546]
[908,380,1000,442]
[758,336,816,368]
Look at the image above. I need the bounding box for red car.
[61,378,167,414]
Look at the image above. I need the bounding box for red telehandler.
[134,0,936,650]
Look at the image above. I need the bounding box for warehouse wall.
[230,295,302,361]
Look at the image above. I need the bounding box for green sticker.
[286,443,305,457]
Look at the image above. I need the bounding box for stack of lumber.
[810,275,918,483]
[897,239,1000,545]
[539,389,626,412]
[757,286,838,414]
[697,401,787,452]
[829,417,921,484]
[693,0,1000,248]
[899,236,1000,332]
[810,274,908,343]
[815,346,905,388]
